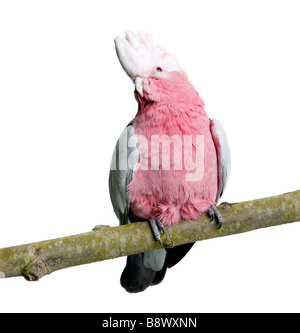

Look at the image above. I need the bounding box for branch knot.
[22,255,50,281]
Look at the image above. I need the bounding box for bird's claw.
[207,206,223,229]
[157,220,165,234]
[149,219,165,246]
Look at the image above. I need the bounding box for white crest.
[114,31,182,81]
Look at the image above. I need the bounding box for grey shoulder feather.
[210,119,231,202]
[109,123,139,225]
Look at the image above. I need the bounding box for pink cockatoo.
[109,31,230,293]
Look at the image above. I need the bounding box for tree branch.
[0,190,299,281]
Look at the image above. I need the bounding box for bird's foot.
[207,206,223,229]
[148,219,165,246]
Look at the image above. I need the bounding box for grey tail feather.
[165,242,195,268]
[120,253,156,293]
[120,242,195,293]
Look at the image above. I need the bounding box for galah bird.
[109,31,230,293]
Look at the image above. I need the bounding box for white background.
[0,0,300,313]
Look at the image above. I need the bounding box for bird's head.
[115,31,198,104]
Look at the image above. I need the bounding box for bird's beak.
[135,76,144,97]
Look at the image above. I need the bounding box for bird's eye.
[156,67,163,72]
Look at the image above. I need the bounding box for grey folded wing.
[109,123,139,225]
[210,119,231,202]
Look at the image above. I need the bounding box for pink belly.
[127,133,218,225]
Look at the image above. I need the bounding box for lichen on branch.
[0,190,299,281]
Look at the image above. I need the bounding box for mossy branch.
[0,190,299,281]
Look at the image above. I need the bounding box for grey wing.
[210,119,231,202]
[109,123,139,225]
